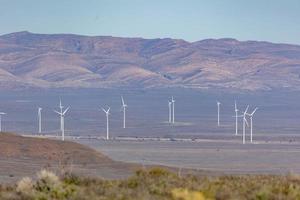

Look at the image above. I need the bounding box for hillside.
[0,133,137,182]
[1,31,300,91]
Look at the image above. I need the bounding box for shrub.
[16,177,34,196]
[1,168,300,200]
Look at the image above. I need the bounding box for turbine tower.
[54,103,69,141]
[234,101,243,135]
[102,107,110,140]
[121,96,127,128]
[0,112,6,132]
[172,96,175,124]
[242,105,249,144]
[59,98,63,131]
[246,107,258,143]
[217,101,221,126]
[234,101,238,135]
[168,101,172,123]
[38,107,42,134]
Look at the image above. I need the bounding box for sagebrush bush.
[16,177,33,195]
[0,168,300,200]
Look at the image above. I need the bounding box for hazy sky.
[1,0,300,44]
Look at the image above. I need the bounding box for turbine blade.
[121,96,125,106]
[244,105,249,113]
[251,107,258,115]
[63,107,70,115]
[54,110,61,115]
[234,100,237,110]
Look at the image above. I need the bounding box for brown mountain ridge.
[1,31,300,91]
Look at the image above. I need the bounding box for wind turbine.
[242,105,249,144]
[54,105,69,141]
[38,107,42,134]
[217,101,221,126]
[102,107,110,140]
[234,101,243,136]
[121,96,127,128]
[59,98,63,131]
[0,112,6,132]
[172,96,175,124]
[246,107,258,143]
[168,100,172,123]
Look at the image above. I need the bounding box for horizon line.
[1,30,299,46]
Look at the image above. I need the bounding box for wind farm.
[0,0,300,198]
[0,88,298,176]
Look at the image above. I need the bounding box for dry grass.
[0,168,300,200]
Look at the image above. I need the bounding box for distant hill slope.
[0,133,137,183]
[1,31,300,91]
[0,133,111,163]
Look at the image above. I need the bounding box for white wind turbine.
[38,107,42,134]
[242,105,249,144]
[54,102,69,141]
[234,101,243,136]
[172,96,175,124]
[59,98,63,131]
[168,100,172,123]
[0,112,6,132]
[102,107,110,140]
[246,107,258,143]
[121,96,127,128]
[217,101,221,126]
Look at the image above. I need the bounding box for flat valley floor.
[78,136,300,174]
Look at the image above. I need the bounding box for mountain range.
[1,31,300,91]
